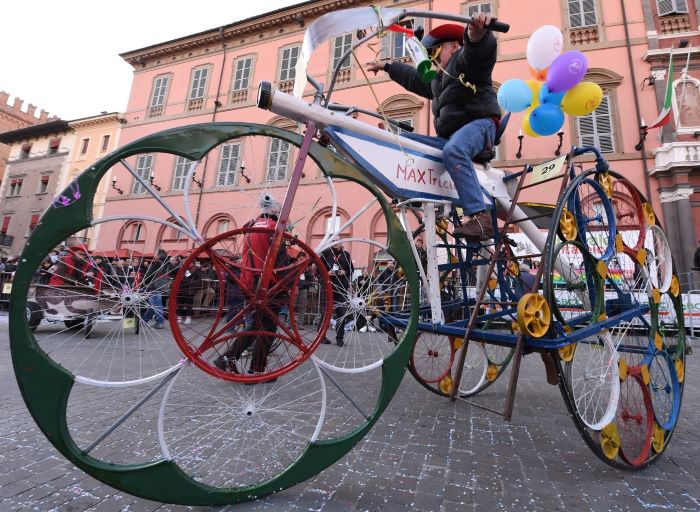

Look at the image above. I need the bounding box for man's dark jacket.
[387,30,500,138]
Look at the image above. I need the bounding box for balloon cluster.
[497,25,603,137]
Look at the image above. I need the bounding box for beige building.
[0,113,124,257]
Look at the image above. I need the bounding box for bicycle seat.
[473,112,510,165]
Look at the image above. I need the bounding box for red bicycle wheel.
[170,227,333,383]
[610,176,646,253]
[618,370,654,467]
[410,333,454,384]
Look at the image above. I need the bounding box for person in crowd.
[142,248,171,329]
[175,261,197,325]
[694,240,700,271]
[193,260,216,318]
[415,237,428,271]
[321,242,354,347]
[47,245,89,286]
[4,256,19,273]
[213,198,287,378]
[35,259,54,285]
[83,255,106,291]
[367,12,500,240]
[0,258,5,274]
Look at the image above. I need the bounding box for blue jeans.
[403,118,496,215]
[142,293,164,324]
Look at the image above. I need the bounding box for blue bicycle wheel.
[568,177,616,261]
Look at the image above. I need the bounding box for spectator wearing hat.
[368,13,500,240]
[48,245,89,287]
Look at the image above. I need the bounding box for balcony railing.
[148,105,164,118]
[187,98,205,111]
[570,26,599,45]
[660,14,691,35]
[230,89,249,104]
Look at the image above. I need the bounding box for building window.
[171,156,192,191]
[132,154,154,194]
[577,94,615,153]
[674,78,700,130]
[381,18,424,60]
[38,176,50,194]
[267,138,291,182]
[28,214,39,235]
[1,216,10,234]
[149,74,170,118]
[568,0,598,28]
[80,138,90,155]
[100,135,110,153]
[188,67,209,110]
[48,138,61,155]
[20,144,31,159]
[657,0,689,15]
[8,179,23,196]
[279,46,300,82]
[120,221,146,249]
[233,57,253,91]
[217,142,241,186]
[332,33,353,70]
[217,218,230,234]
[465,1,492,16]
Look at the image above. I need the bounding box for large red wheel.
[169,227,333,383]
[410,333,455,384]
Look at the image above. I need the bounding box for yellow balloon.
[561,81,603,116]
[526,80,542,109]
[521,108,540,137]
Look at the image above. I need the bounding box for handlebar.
[403,9,510,33]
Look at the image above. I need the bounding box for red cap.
[69,244,89,253]
[421,24,464,49]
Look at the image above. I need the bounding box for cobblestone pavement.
[1,312,698,511]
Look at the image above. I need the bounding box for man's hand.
[467,12,492,43]
[367,61,384,75]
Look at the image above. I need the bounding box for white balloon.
[526,25,564,71]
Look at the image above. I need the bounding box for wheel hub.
[120,293,141,306]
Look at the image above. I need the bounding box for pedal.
[540,351,559,385]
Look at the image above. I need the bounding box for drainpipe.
[425,0,433,137]
[620,0,653,201]
[192,27,227,242]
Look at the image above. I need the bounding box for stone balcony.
[651,141,700,175]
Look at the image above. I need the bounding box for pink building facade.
[102,0,700,280]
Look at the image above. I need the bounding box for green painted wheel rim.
[9,122,419,505]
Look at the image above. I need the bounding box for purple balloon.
[545,51,588,93]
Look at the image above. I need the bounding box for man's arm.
[368,60,433,99]
[458,30,497,83]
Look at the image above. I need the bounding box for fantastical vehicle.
[9,7,686,506]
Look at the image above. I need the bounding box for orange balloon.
[529,65,548,81]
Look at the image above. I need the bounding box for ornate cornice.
[120,0,364,67]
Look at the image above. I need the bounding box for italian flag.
[647,51,674,129]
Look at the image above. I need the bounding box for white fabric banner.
[293,6,403,98]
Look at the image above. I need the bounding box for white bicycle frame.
[262,85,567,325]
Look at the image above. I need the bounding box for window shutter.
[173,156,190,190]
[595,96,615,152]
[41,176,49,183]
[582,0,597,26]
[1,216,10,232]
[380,34,391,60]
[657,0,674,14]
[675,0,690,13]
[30,215,39,229]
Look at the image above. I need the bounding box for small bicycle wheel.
[546,240,602,331]
[568,177,616,261]
[410,333,454,384]
[608,175,646,253]
[561,331,620,430]
[605,249,654,369]
[644,225,673,294]
[617,370,654,467]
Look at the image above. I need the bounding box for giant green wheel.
[9,123,419,505]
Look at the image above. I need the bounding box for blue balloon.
[529,104,565,136]
[497,79,533,113]
[538,85,565,106]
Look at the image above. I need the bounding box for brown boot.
[453,211,494,240]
